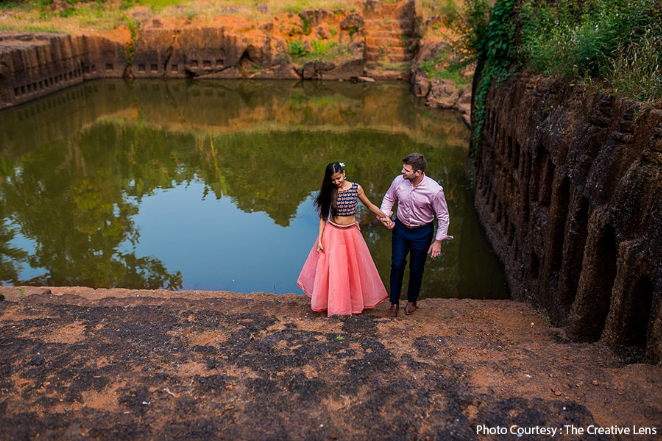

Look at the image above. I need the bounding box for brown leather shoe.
[387,303,399,318]
[404,301,417,315]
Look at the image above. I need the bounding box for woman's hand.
[378,212,394,229]
[316,240,324,253]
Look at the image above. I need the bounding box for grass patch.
[421,62,470,86]
[372,60,411,73]
[0,0,362,33]
[442,0,662,155]
[287,38,310,59]
[0,0,129,33]
[287,35,356,65]
[310,38,333,57]
[606,31,661,102]
[137,0,188,9]
[518,0,662,102]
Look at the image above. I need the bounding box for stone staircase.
[362,0,417,81]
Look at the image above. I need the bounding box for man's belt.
[402,221,432,230]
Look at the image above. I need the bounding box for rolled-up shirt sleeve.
[433,188,452,241]
[379,178,397,219]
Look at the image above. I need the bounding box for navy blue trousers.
[389,218,435,304]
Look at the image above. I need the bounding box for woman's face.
[330,170,345,188]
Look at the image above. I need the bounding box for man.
[378,153,453,317]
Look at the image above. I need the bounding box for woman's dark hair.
[314,162,344,220]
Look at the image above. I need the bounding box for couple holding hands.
[297,153,453,318]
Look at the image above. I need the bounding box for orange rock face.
[0,1,424,109]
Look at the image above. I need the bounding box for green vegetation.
[287,37,349,64]
[607,31,661,102]
[124,14,137,66]
[438,0,514,188]
[419,50,471,87]
[136,0,188,9]
[287,38,310,59]
[310,38,334,57]
[448,0,662,108]
[443,0,514,146]
[518,0,662,102]
[0,0,360,32]
[442,0,661,163]
[374,60,411,73]
[300,15,312,35]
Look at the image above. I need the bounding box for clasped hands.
[378,215,395,229]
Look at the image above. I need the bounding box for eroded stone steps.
[363,20,415,34]
[365,36,412,47]
[365,53,413,63]
[365,45,412,55]
[361,0,416,81]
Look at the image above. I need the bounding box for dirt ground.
[0,286,660,441]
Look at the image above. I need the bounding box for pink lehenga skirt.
[297,221,388,316]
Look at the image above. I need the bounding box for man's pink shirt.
[380,175,452,242]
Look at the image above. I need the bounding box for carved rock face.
[0,32,127,110]
[0,0,418,106]
[427,78,461,110]
[471,71,662,363]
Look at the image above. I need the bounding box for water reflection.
[0,79,507,298]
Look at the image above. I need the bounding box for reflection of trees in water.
[0,120,465,289]
[0,78,480,292]
[0,204,28,284]
[191,128,468,227]
[0,129,183,290]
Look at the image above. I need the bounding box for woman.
[297,162,393,316]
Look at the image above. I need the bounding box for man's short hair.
[403,153,427,172]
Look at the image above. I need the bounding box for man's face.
[402,164,420,181]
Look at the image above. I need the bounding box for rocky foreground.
[0,287,660,440]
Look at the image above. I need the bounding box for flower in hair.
[339,162,345,167]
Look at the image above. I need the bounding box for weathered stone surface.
[340,13,365,31]
[410,39,472,123]
[1,288,660,439]
[50,0,69,12]
[412,70,430,97]
[132,27,172,78]
[198,66,243,79]
[363,0,382,16]
[256,3,268,14]
[0,32,127,110]
[1,0,424,109]
[348,38,365,53]
[302,59,332,79]
[455,85,472,128]
[302,57,363,81]
[394,0,416,22]
[299,9,333,27]
[249,59,300,80]
[426,78,460,109]
[323,57,364,80]
[471,71,662,363]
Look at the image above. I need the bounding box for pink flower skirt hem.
[297,221,388,316]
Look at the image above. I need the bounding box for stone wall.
[0,1,428,110]
[0,32,127,110]
[472,72,662,363]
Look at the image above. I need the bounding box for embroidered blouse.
[336,182,359,216]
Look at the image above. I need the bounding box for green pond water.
[0,79,508,299]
